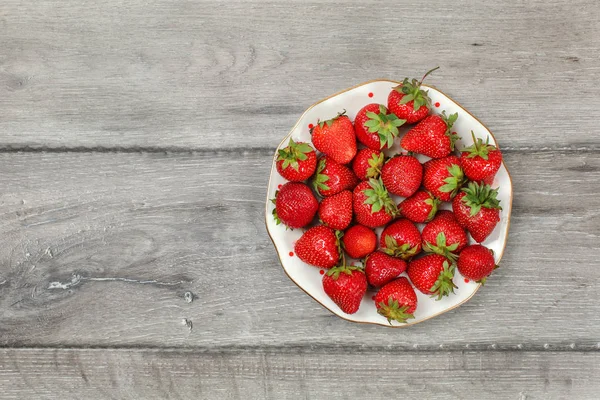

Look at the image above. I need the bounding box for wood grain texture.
[1,0,599,150]
[1,348,598,400]
[0,151,598,348]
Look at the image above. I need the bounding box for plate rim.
[264,79,514,328]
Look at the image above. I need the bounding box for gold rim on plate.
[264,79,513,328]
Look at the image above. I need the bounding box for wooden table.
[1,0,599,398]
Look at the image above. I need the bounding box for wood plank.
[0,348,598,399]
[1,0,599,150]
[0,150,599,348]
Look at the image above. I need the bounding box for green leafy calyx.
[277,138,314,171]
[377,297,415,324]
[315,110,347,130]
[312,158,330,194]
[326,264,364,280]
[363,178,398,216]
[439,163,465,197]
[364,105,406,149]
[423,232,459,261]
[393,67,439,112]
[429,260,458,300]
[366,152,385,179]
[423,193,441,222]
[460,181,502,216]
[382,235,420,260]
[462,131,497,160]
[440,111,460,151]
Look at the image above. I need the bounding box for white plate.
[265,80,513,327]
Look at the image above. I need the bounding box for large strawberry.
[457,244,499,284]
[387,67,439,124]
[452,182,502,243]
[295,226,341,268]
[421,216,467,259]
[407,254,457,300]
[352,148,385,181]
[313,157,358,197]
[311,111,357,165]
[353,178,397,228]
[365,251,407,287]
[374,277,417,324]
[398,190,440,223]
[276,139,317,182]
[381,155,423,197]
[272,182,318,228]
[322,264,367,314]
[342,225,377,259]
[318,190,353,230]
[354,104,406,150]
[423,155,465,202]
[379,219,422,260]
[460,131,503,183]
[400,111,459,158]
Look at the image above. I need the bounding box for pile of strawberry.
[271,69,503,324]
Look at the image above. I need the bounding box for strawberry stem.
[419,66,440,86]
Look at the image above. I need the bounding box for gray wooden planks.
[0,150,598,348]
[1,348,599,400]
[1,0,599,150]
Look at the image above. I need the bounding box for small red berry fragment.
[289,251,294,257]
[368,92,374,98]
[464,278,470,283]
[320,270,325,275]
[435,102,440,107]
[308,123,314,129]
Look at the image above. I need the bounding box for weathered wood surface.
[0,151,598,349]
[1,348,598,400]
[1,0,599,151]
[2,0,600,398]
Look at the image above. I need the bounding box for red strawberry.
[407,254,457,300]
[460,131,503,183]
[381,155,423,197]
[421,217,468,259]
[323,264,367,314]
[354,104,406,150]
[434,210,458,224]
[272,182,318,228]
[399,190,440,223]
[342,225,377,259]
[311,111,357,165]
[387,67,439,124]
[374,277,417,324]
[318,190,353,230]
[313,157,358,197]
[353,178,397,228]
[452,182,502,243]
[401,111,459,158]
[380,219,422,260]
[352,148,385,181]
[423,155,465,202]
[294,226,341,268]
[457,244,499,284]
[276,139,317,181]
[365,251,407,287]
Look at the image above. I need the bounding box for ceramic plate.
[265,80,513,327]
